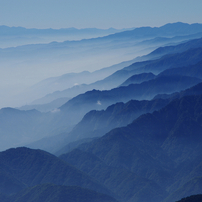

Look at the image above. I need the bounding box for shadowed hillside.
[0,147,111,197]
[59,94,202,202]
[10,184,119,202]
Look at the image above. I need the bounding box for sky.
[0,0,202,29]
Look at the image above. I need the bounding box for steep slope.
[53,82,202,155]
[149,37,202,58]
[24,93,202,202]
[64,94,202,201]
[159,59,202,79]
[11,184,118,202]
[164,154,202,195]
[0,169,26,195]
[120,72,156,86]
[27,98,170,154]
[27,79,202,154]
[163,177,202,202]
[54,98,170,153]
[152,60,202,100]
[0,194,10,202]
[153,82,202,101]
[0,147,111,196]
[60,149,168,202]
[124,47,202,74]
[60,74,201,115]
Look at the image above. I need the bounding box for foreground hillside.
[60,94,202,202]
[6,184,118,202]
[1,93,202,202]
[1,92,202,202]
[0,147,111,196]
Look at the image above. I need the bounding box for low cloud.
[97,100,102,105]
[51,108,61,113]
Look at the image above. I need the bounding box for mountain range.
[1,22,202,202]
[3,22,202,108]
[23,37,202,110]
[2,91,202,202]
[0,147,118,202]
[59,93,202,202]
[0,25,126,48]
[2,36,202,151]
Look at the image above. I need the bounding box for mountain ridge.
[62,93,202,201]
[28,38,202,108]
[0,147,112,196]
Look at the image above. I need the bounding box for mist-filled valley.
[1,22,202,202]
[2,22,202,108]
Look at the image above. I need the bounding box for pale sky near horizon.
[0,0,202,29]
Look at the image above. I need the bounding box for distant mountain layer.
[153,68,202,101]
[124,47,202,74]
[1,22,202,39]
[0,26,126,48]
[0,26,123,36]
[3,24,202,108]
[19,97,70,112]
[149,36,202,57]
[1,23,202,108]
[103,22,202,40]
[159,59,202,78]
[30,38,202,108]
[60,74,201,115]
[120,72,156,86]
